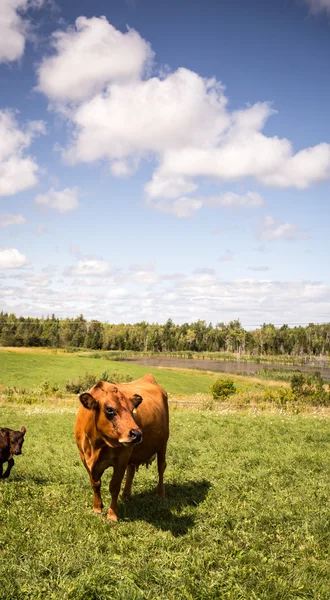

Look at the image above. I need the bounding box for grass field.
[1,404,330,599]
[0,349,285,396]
[1,348,330,599]
[0,349,215,395]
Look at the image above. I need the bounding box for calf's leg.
[2,458,14,479]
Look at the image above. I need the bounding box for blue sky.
[0,0,329,327]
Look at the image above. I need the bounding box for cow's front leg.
[89,463,107,514]
[2,458,14,479]
[0,462,3,478]
[89,474,103,514]
[107,457,129,522]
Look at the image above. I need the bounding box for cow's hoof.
[92,508,103,515]
[107,509,118,522]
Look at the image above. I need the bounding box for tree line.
[0,312,329,356]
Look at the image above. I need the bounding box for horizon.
[1,311,329,332]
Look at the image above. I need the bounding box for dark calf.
[0,426,26,479]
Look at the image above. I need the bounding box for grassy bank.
[1,405,330,599]
[0,349,285,397]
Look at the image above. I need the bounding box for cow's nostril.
[129,429,142,443]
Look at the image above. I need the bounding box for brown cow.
[74,373,169,522]
[0,426,26,479]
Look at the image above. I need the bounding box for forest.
[0,312,329,356]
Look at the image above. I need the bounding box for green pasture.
[1,405,330,599]
[0,349,283,396]
[0,349,213,395]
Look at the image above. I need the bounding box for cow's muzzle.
[129,429,142,444]
[119,429,142,446]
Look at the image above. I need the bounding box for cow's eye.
[105,406,116,420]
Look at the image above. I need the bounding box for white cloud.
[35,187,79,213]
[147,189,264,217]
[108,287,129,299]
[36,17,330,217]
[258,215,309,241]
[0,0,44,63]
[150,196,203,218]
[132,270,159,284]
[110,159,137,178]
[4,250,327,327]
[260,143,330,188]
[145,173,198,200]
[0,248,28,269]
[66,259,110,277]
[2,267,330,326]
[204,191,264,208]
[127,264,159,284]
[0,213,26,228]
[60,67,229,165]
[0,110,45,196]
[36,16,153,103]
[17,270,50,286]
[304,0,330,14]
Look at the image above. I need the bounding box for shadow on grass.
[120,479,211,536]
[2,472,50,484]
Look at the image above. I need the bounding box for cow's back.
[118,374,169,466]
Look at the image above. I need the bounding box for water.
[117,356,330,380]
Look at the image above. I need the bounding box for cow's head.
[10,426,26,456]
[79,381,143,447]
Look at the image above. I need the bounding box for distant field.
[0,349,285,396]
[1,405,330,599]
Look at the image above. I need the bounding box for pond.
[116,356,330,380]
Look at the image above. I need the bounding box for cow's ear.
[21,426,26,435]
[79,392,98,410]
[132,394,143,409]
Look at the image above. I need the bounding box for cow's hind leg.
[2,458,14,479]
[122,464,135,501]
[156,444,167,497]
[0,462,3,478]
